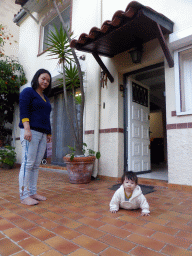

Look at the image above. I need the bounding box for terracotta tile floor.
[0,168,192,256]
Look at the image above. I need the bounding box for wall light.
[129,45,143,64]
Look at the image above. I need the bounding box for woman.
[19,69,52,205]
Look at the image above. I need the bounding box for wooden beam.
[156,23,174,68]
[92,53,114,83]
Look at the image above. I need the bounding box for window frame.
[174,45,192,116]
[38,3,71,56]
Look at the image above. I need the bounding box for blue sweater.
[19,87,52,134]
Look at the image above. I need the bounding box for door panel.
[127,78,150,172]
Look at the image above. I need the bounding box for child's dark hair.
[31,68,52,96]
[121,171,138,184]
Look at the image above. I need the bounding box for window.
[174,46,192,115]
[42,6,70,52]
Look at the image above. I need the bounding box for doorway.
[125,63,168,181]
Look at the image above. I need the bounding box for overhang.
[70,1,174,82]
[14,0,49,24]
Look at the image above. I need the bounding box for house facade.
[13,0,192,186]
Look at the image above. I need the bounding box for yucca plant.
[46,24,84,155]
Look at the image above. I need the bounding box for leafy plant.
[46,24,73,64]
[0,56,27,131]
[0,146,16,168]
[0,24,17,57]
[68,144,101,161]
[46,24,84,155]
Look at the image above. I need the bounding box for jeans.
[19,129,47,200]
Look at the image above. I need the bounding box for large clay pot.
[63,155,96,184]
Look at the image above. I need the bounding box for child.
[110,171,150,216]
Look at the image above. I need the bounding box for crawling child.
[110,171,150,216]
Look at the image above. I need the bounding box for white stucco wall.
[0,0,20,57]
[167,129,192,186]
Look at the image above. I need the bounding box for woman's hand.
[24,129,32,142]
[47,135,52,143]
[23,121,32,142]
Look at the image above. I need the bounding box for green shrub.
[0,146,16,168]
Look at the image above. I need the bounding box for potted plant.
[64,144,100,184]
[0,145,16,169]
[46,22,100,183]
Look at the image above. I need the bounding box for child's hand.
[141,212,150,216]
[111,210,118,214]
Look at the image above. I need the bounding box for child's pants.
[19,129,47,200]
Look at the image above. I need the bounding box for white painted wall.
[167,129,192,186]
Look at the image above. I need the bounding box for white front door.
[127,78,150,173]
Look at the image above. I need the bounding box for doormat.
[108,184,155,195]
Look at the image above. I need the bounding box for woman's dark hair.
[31,68,52,96]
[121,171,138,184]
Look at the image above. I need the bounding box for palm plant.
[46,25,84,155]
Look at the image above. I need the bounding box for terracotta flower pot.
[63,155,96,184]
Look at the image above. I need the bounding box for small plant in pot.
[46,18,100,183]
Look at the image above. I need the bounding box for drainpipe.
[92,0,102,178]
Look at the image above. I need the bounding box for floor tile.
[131,245,164,256]
[79,210,102,219]
[99,216,127,227]
[122,223,155,236]
[18,237,51,255]
[1,212,23,223]
[45,235,79,254]
[12,251,30,256]
[68,248,96,255]
[13,218,37,230]
[144,222,178,235]
[40,211,63,221]
[72,234,108,253]
[52,225,80,239]
[0,238,21,256]
[100,234,135,252]
[35,218,59,230]
[99,224,131,238]
[161,244,192,256]
[3,227,30,242]
[62,210,82,220]
[76,225,105,239]
[77,217,104,228]
[118,215,147,226]
[100,247,130,256]
[127,233,165,251]
[175,230,192,241]
[0,218,15,231]
[40,249,64,256]
[58,217,82,229]
[152,232,192,249]
[28,226,56,241]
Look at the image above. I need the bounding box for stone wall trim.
[166,123,192,129]
[85,128,124,134]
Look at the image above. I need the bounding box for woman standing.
[19,69,52,206]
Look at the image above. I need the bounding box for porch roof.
[70,1,174,80]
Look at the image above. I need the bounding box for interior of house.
[131,65,168,181]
